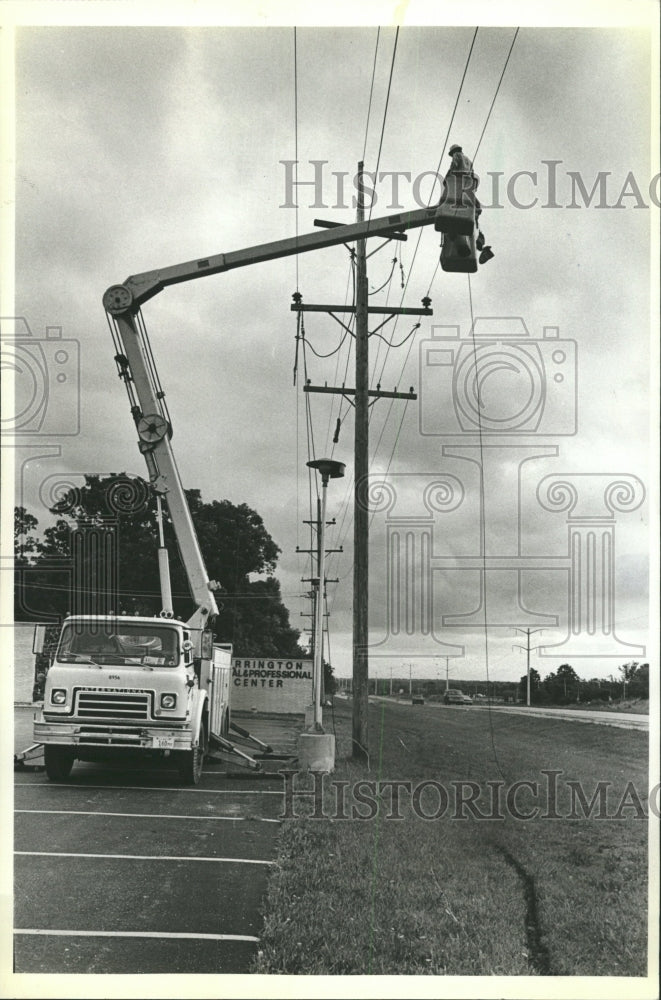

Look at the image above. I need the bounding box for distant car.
[411,696,425,705]
[443,689,473,705]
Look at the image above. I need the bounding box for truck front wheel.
[178,722,207,785]
[44,746,75,781]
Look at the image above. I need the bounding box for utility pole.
[444,655,450,693]
[354,161,369,761]
[297,162,433,761]
[306,459,345,728]
[513,628,544,707]
[298,500,342,706]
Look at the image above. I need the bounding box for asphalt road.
[13,707,297,974]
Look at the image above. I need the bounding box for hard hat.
[449,144,463,155]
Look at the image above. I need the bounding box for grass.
[253,698,650,977]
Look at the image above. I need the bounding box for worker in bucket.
[436,144,494,270]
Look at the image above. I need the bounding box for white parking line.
[15,851,274,865]
[14,929,260,942]
[15,809,243,821]
[14,782,283,794]
[14,808,283,823]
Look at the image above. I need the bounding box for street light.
[306,458,345,728]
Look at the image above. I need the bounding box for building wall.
[12,622,36,703]
[230,657,313,715]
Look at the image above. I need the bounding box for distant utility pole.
[296,160,433,762]
[513,628,544,706]
[298,498,342,709]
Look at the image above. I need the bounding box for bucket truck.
[28,194,451,782]
[31,285,264,783]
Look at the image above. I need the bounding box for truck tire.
[44,746,75,781]
[178,721,207,785]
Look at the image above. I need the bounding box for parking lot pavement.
[13,704,300,974]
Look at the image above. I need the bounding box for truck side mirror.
[33,625,46,655]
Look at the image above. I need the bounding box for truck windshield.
[57,622,180,667]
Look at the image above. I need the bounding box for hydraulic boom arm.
[103,205,440,630]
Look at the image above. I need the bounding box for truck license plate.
[153,736,175,749]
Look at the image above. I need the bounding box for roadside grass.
[561,698,649,715]
[253,699,649,976]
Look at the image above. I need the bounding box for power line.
[467,271,506,781]
[368,26,399,224]
[473,27,519,163]
[362,27,381,162]
[371,27,480,392]
[426,27,519,301]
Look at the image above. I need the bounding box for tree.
[631,663,649,698]
[542,663,579,704]
[557,663,579,701]
[15,474,309,661]
[14,507,41,564]
[619,661,642,700]
[518,667,541,704]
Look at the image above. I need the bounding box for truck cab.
[33,614,226,782]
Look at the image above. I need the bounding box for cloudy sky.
[3,3,657,682]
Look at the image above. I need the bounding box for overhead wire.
[325,258,356,454]
[323,27,381,459]
[324,28,399,566]
[327,27,481,606]
[473,27,519,164]
[362,28,381,163]
[425,25,519,303]
[370,25,521,514]
[466,271,506,780]
[325,27,405,577]
[322,26,382,459]
[367,26,399,225]
[364,26,480,466]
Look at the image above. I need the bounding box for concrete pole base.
[297,732,335,773]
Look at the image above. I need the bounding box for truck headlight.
[160,693,177,710]
[51,689,67,705]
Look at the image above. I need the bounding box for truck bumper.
[34,717,193,752]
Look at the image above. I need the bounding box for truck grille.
[75,689,152,721]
